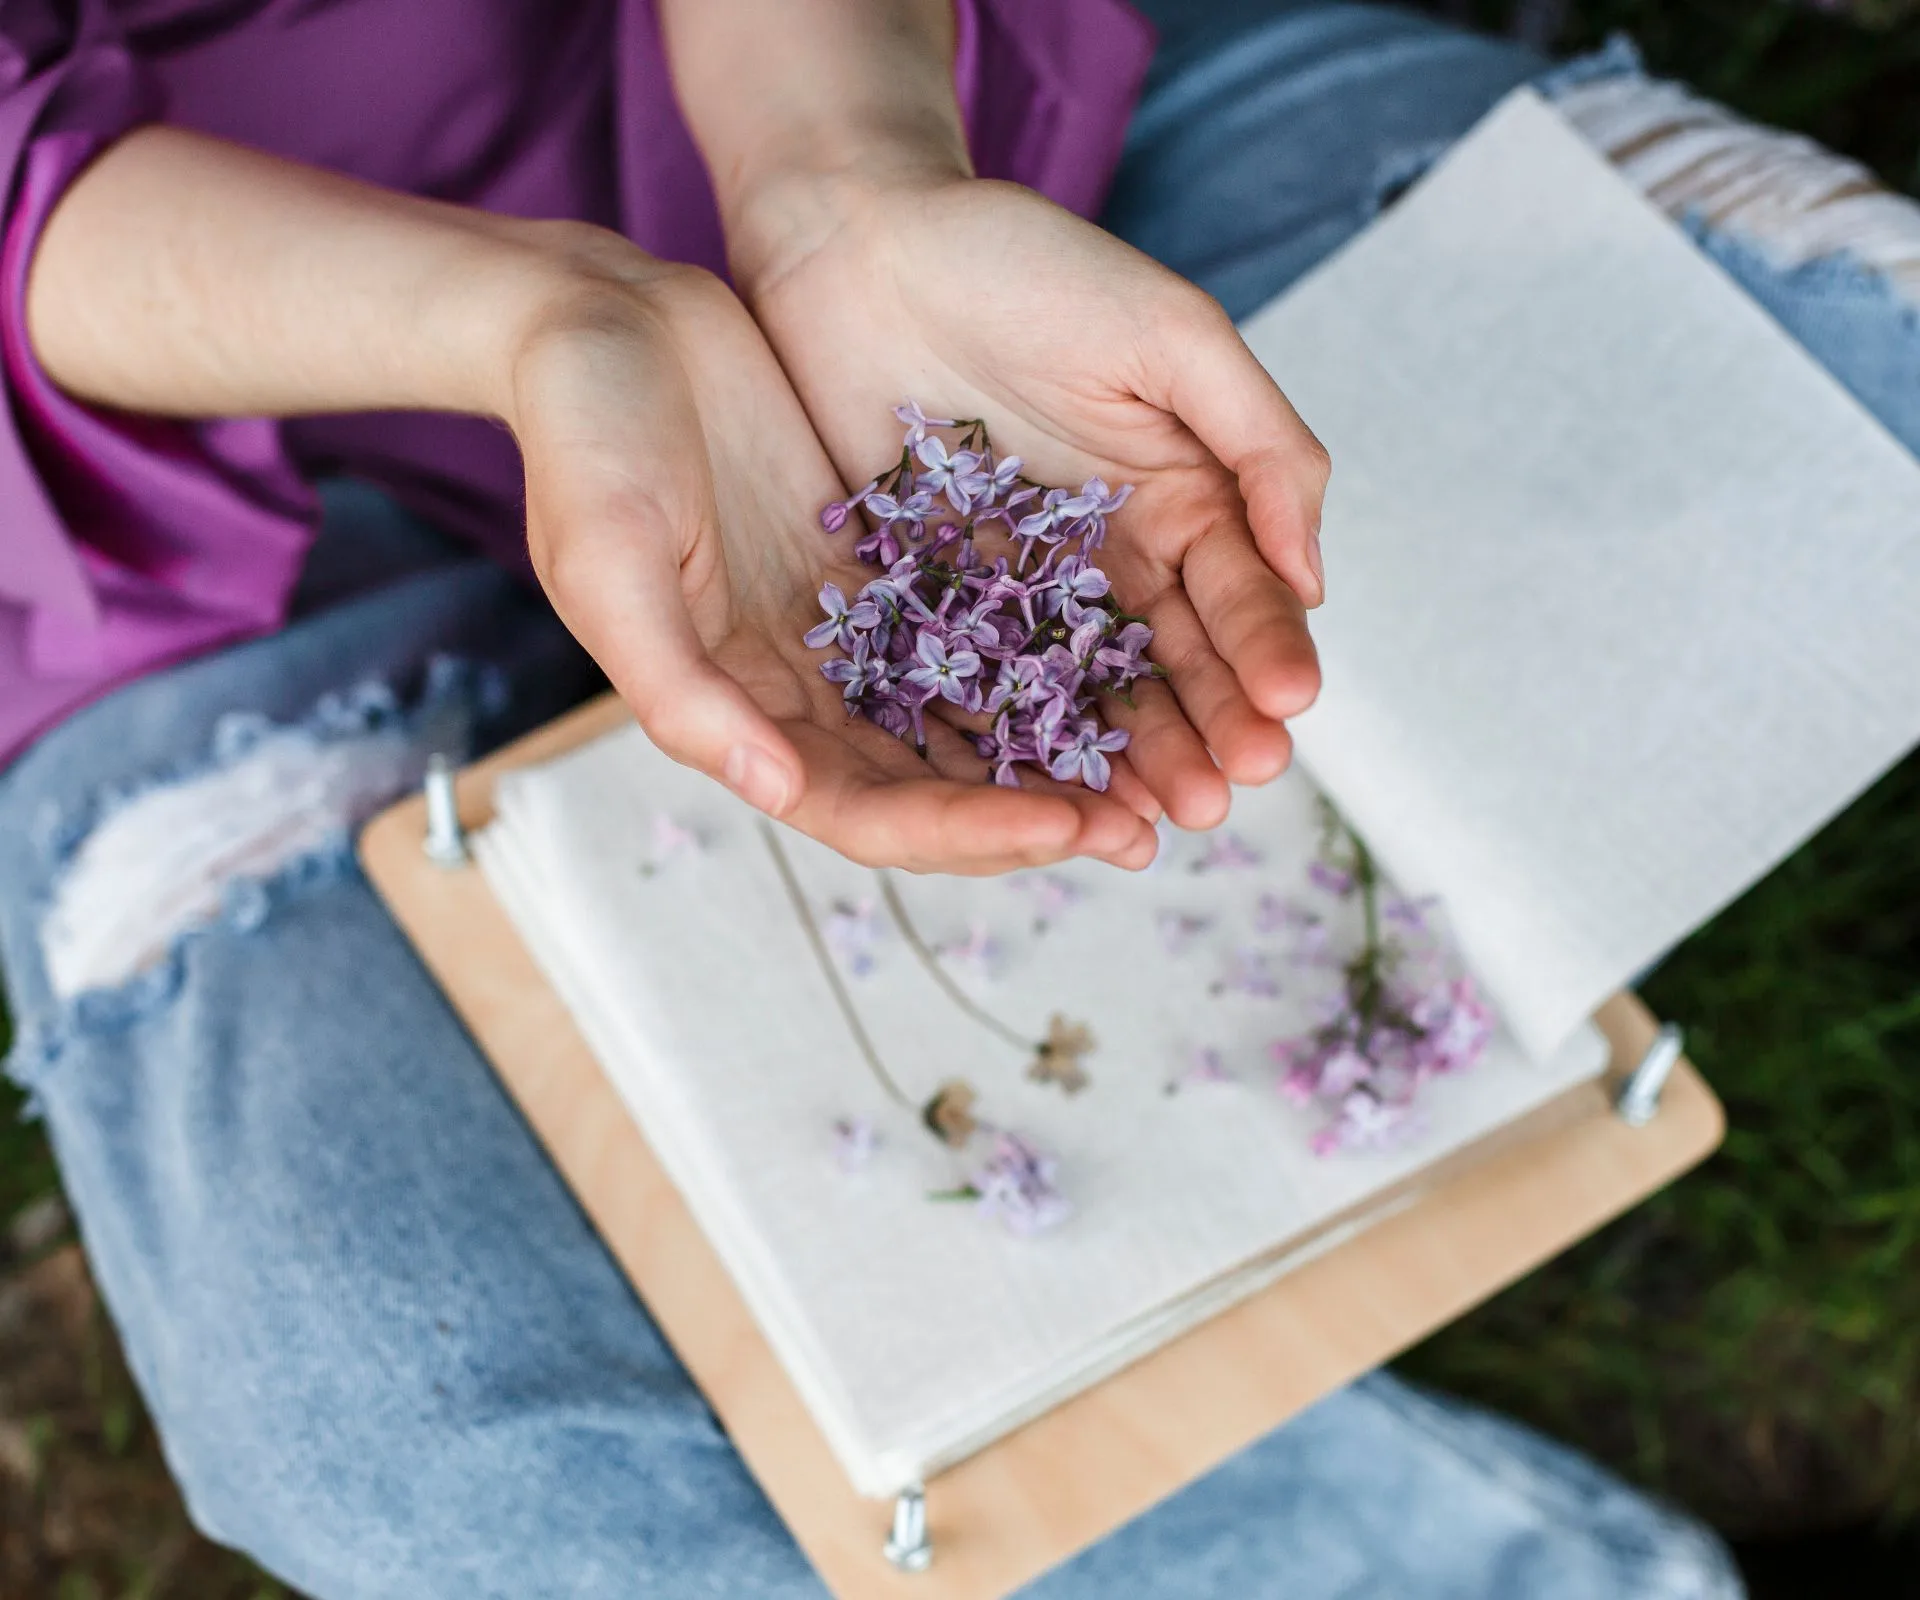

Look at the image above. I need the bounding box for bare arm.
[20,126,1154,871]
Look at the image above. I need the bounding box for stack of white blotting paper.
[475,89,1920,1498]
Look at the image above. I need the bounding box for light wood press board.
[359,694,1723,1600]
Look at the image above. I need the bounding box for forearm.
[656,0,970,291]
[24,126,609,423]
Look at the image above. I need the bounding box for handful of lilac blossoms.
[806,403,1158,792]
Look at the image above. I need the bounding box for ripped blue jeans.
[9,7,1919,1594]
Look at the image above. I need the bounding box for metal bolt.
[1614,1022,1683,1127]
[421,753,469,868]
[883,1483,932,1573]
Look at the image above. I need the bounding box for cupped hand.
[735,176,1330,833]
[501,232,1158,872]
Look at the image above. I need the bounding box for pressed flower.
[832,1116,880,1173]
[1193,834,1262,874]
[640,814,701,875]
[824,898,882,977]
[922,1079,980,1147]
[1028,1013,1095,1095]
[1155,910,1213,955]
[968,1131,1071,1236]
[1167,1046,1237,1094]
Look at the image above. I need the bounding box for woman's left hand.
[733,172,1331,832]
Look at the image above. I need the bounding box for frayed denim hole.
[34,658,496,1021]
[1534,32,1646,101]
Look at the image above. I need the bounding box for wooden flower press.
[359,694,1723,1600]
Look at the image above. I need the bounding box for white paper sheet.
[476,728,1604,1496]
[1240,89,1920,1059]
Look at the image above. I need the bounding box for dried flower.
[1028,1014,1095,1095]
[1167,1046,1237,1094]
[1309,1087,1420,1157]
[1193,833,1262,874]
[1011,871,1081,931]
[640,814,702,875]
[1273,823,1496,1155]
[832,1116,880,1173]
[935,921,1002,984]
[1211,946,1282,999]
[922,1079,980,1147]
[824,899,882,977]
[1155,910,1212,955]
[806,402,1153,790]
[969,1131,1072,1236]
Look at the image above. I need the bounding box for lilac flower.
[1155,911,1213,956]
[969,1131,1071,1236]
[1407,977,1495,1076]
[1213,946,1281,999]
[1012,871,1080,928]
[832,1116,880,1173]
[1168,1047,1237,1094]
[804,582,883,651]
[1384,895,1439,937]
[824,899,882,977]
[893,400,955,445]
[1308,860,1356,897]
[821,637,886,703]
[819,478,877,533]
[1193,834,1262,874]
[915,436,991,513]
[1310,1088,1419,1157]
[1047,718,1129,791]
[1092,621,1153,684]
[810,401,1151,791]
[936,921,1002,984]
[646,813,701,871]
[904,632,983,708]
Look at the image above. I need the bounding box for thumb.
[535,507,805,819]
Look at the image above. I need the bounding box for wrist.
[725,148,970,307]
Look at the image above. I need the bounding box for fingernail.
[1306,529,1326,604]
[724,745,794,817]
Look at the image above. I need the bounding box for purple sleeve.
[0,0,315,756]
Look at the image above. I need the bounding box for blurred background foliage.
[3,0,1919,1593]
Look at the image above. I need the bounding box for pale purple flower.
[1047,718,1128,791]
[1193,834,1263,874]
[821,637,886,703]
[1012,871,1080,928]
[969,1131,1071,1236]
[1384,895,1439,937]
[1155,910,1213,956]
[1310,1088,1420,1157]
[804,582,883,650]
[915,436,991,513]
[1308,860,1356,896]
[819,478,877,533]
[824,899,882,977]
[904,632,983,707]
[1168,1047,1237,1094]
[1213,946,1281,999]
[1407,977,1495,1076]
[936,921,1002,984]
[648,813,701,869]
[864,487,937,527]
[893,400,955,445]
[807,402,1149,792]
[832,1116,880,1173]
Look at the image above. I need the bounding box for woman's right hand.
[501,233,1159,873]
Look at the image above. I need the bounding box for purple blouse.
[0,0,1153,766]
